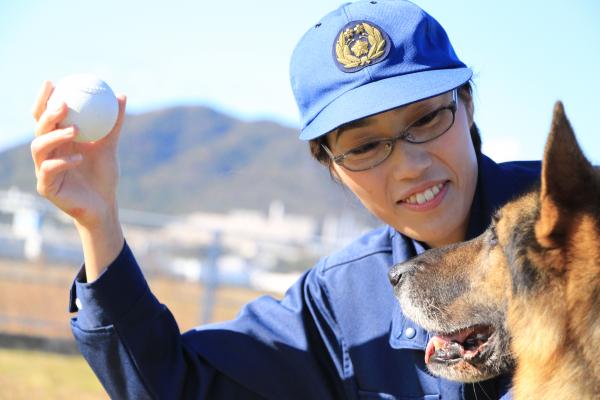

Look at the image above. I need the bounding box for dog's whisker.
[475,381,493,400]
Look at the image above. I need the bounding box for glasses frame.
[322,89,458,172]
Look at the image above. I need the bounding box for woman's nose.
[390,142,433,181]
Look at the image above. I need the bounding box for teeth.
[423,189,434,201]
[403,183,444,205]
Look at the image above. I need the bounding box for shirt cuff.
[68,240,159,330]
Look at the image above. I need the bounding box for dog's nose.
[388,262,415,286]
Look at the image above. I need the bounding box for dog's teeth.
[475,333,489,341]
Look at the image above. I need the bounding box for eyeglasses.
[322,89,458,172]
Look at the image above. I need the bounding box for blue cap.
[290,0,472,141]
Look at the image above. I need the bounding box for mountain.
[0,105,373,221]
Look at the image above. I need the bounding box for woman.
[31,1,539,399]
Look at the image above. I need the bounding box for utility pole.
[201,230,221,324]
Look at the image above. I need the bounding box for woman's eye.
[411,109,441,128]
[349,141,380,155]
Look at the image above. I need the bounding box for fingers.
[34,102,68,138]
[31,81,54,122]
[31,126,78,169]
[36,154,83,197]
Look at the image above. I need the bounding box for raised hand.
[31,80,127,280]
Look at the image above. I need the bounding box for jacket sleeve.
[70,241,351,399]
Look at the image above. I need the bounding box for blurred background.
[0,0,598,398]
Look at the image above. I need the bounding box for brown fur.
[389,102,600,398]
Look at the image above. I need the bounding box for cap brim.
[299,67,473,141]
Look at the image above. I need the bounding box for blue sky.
[1,0,599,162]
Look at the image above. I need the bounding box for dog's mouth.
[426,325,494,366]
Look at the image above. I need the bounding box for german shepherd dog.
[389,103,600,399]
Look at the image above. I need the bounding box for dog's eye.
[492,210,502,224]
[489,225,498,246]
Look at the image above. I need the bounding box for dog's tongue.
[425,336,449,364]
[425,327,476,364]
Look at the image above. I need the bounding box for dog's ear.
[535,101,594,248]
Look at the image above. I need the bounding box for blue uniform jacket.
[69,155,540,399]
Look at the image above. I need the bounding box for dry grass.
[0,258,276,338]
[0,258,278,397]
[0,348,107,400]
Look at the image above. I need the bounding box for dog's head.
[389,102,600,383]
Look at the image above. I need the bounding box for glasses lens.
[404,107,455,144]
[342,141,393,171]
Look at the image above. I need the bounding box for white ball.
[47,74,119,142]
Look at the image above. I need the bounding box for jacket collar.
[389,231,429,350]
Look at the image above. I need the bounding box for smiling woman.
[315,86,479,248]
[30,0,542,399]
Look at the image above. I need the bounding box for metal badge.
[334,21,390,72]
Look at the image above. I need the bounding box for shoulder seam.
[321,246,392,272]
[315,271,355,381]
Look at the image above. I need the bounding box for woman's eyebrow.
[334,118,376,143]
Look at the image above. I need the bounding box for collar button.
[404,327,416,339]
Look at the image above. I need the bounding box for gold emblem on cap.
[336,22,386,69]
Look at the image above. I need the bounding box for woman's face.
[328,90,478,248]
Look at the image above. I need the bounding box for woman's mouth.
[399,182,448,211]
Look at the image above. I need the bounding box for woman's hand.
[31,80,127,280]
[31,80,126,227]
